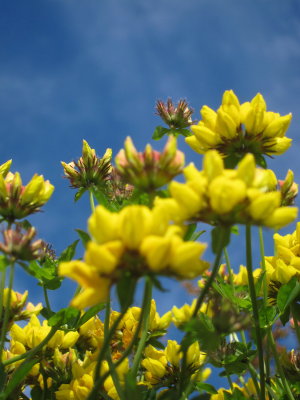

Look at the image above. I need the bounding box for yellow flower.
[186,90,292,164]
[161,150,297,229]
[60,204,209,308]
[0,171,54,221]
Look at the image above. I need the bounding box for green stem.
[268,330,295,400]
[224,248,234,288]
[0,263,15,357]
[291,304,300,347]
[245,225,265,400]
[130,277,153,378]
[89,190,95,213]
[104,294,125,400]
[43,286,52,314]
[87,278,153,400]
[1,326,58,400]
[179,226,229,397]
[258,227,271,381]
[192,226,230,318]
[0,269,6,329]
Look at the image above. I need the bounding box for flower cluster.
[59,204,209,308]
[156,150,297,229]
[115,136,184,191]
[0,170,54,221]
[61,140,112,190]
[186,90,292,165]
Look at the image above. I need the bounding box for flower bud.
[156,98,194,129]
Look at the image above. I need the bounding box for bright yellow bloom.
[186,90,292,163]
[60,204,208,308]
[158,150,297,229]
[0,171,54,221]
[264,222,300,286]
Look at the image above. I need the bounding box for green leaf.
[184,223,197,240]
[75,229,91,249]
[258,301,278,328]
[0,363,6,391]
[48,307,80,328]
[152,126,170,140]
[195,382,217,394]
[177,128,192,137]
[92,186,120,211]
[211,226,231,254]
[76,303,106,327]
[182,312,221,352]
[0,359,38,399]
[58,240,79,262]
[116,272,137,312]
[277,277,300,313]
[149,275,168,292]
[255,153,267,169]
[74,187,87,202]
[146,338,165,349]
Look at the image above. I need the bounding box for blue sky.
[1,0,300,376]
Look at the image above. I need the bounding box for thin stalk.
[43,286,52,314]
[226,372,233,390]
[0,269,6,329]
[92,307,128,386]
[88,278,153,400]
[245,225,265,400]
[130,277,152,378]
[258,227,271,380]
[104,294,124,400]
[89,190,95,213]
[224,248,234,288]
[268,330,295,400]
[192,226,230,318]
[291,304,300,346]
[179,226,229,397]
[0,263,15,356]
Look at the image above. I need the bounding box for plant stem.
[192,226,230,318]
[0,269,6,330]
[268,330,295,400]
[0,263,15,357]
[89,190,95,213]
[224,248,234,288]
[130,276,152,378]
[104,294,125,400]
[258,227,271,381]
[291,304,300,347]
[43,286,52,314]
[245,225,265,400]
[87,277,153,400]
[179,226,229,397]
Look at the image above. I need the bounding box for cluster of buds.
[61,140,112,190]
[1,289,42,328]
[278,169,298,206]
[0,225,45,261]
[106,167,134,202]
[115,136,185,191]
[0,171,54,221]
[156,98,194,130]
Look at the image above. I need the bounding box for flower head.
[156,98,194,130]
[156,150,297,229]
[115,136,184,191]
[0,171,54,221]
[61,140,112,190]
[186,90,292,166]
[59,204,208,308]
